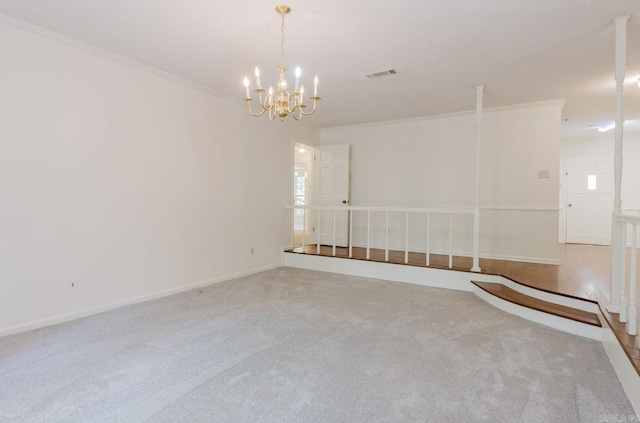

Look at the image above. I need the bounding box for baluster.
[367,210,371,260]
[405,212,409,264]
[332,209,336,256]
[348,209,353,258]
[472,207,481,272]
[302,207,306,250]
[426,212,430,266]
[629,224,637,335]
[385,211,389,261]
[449,213,453,268]
[316,209,321,255]
[621,224,628,323]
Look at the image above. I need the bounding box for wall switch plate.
[538,170,550,179]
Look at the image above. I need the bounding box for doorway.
[294,142,313,247]
[565,155,614,245]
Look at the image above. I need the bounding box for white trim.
[283,252,473,292]
[601,317,640,416]
[321,99,566,131]
[288,204,560,212]
[0,14,227,99]
[480,205,559,212]
[0,14,320,132]
[594,280,612,310]
[0,263,281,338]
[285,252,599,339]
[287,204,474,214]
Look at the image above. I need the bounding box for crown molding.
[0,13,242,104]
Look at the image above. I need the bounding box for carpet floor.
[0,267,636,422]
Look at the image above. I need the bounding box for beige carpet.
[0,267,635,422]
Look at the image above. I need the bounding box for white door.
[313,144,350,246]
[565,155,613,245]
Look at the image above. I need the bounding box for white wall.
[320,101,563,264]
[0,19,319,335]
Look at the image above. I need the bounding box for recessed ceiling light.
[597,121,616,132]
[596,121,627,132]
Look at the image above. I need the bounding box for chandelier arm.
[246,100,267,117]
[299,97,320,116]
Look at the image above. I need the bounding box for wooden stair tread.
[472,281,601,327]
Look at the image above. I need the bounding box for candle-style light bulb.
[243,77,250,99]
[268,87,274,106]
[299,86,304,105]
[313,75,318,97]
[295,67,301,92]
[255,67,262,89]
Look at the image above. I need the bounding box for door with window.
[565,155,613,245]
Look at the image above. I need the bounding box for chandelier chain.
[280,11,285,68]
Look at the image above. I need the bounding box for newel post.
[609,16,630,313]
[471,85,483,272]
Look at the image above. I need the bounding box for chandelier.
[243,5,320,121]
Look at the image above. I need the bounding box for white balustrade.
[613,213,640,335]
[287,204,478,272]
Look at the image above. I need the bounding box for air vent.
[365,69,399,79]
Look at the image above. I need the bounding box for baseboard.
[0,263,281,338]
[284,252,474,292]
[601,317,640,417]
[593,281,612,311]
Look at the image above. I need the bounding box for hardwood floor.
[287,241,640,374]
[289,243,608,300]
[472,281,602,327]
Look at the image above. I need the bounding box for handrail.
[286,204,474,214]
[287,204,479,272]
[615,213,640,225]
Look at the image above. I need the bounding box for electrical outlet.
[250,247,255,256]
[538,169,550,179]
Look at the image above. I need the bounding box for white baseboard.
[283,252,474,292]
[601,317,640,417]
[0,263,281,338]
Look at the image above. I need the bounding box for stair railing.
[287,205,479,272]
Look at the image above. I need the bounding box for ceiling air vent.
[365,69,399,79]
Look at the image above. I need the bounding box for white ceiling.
[0,0,639,136]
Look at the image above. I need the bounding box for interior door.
[565,155,613,245]
[313,144,350,246]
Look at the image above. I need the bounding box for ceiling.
[0,0,639,136]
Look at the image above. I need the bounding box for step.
[472,281,601,327]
